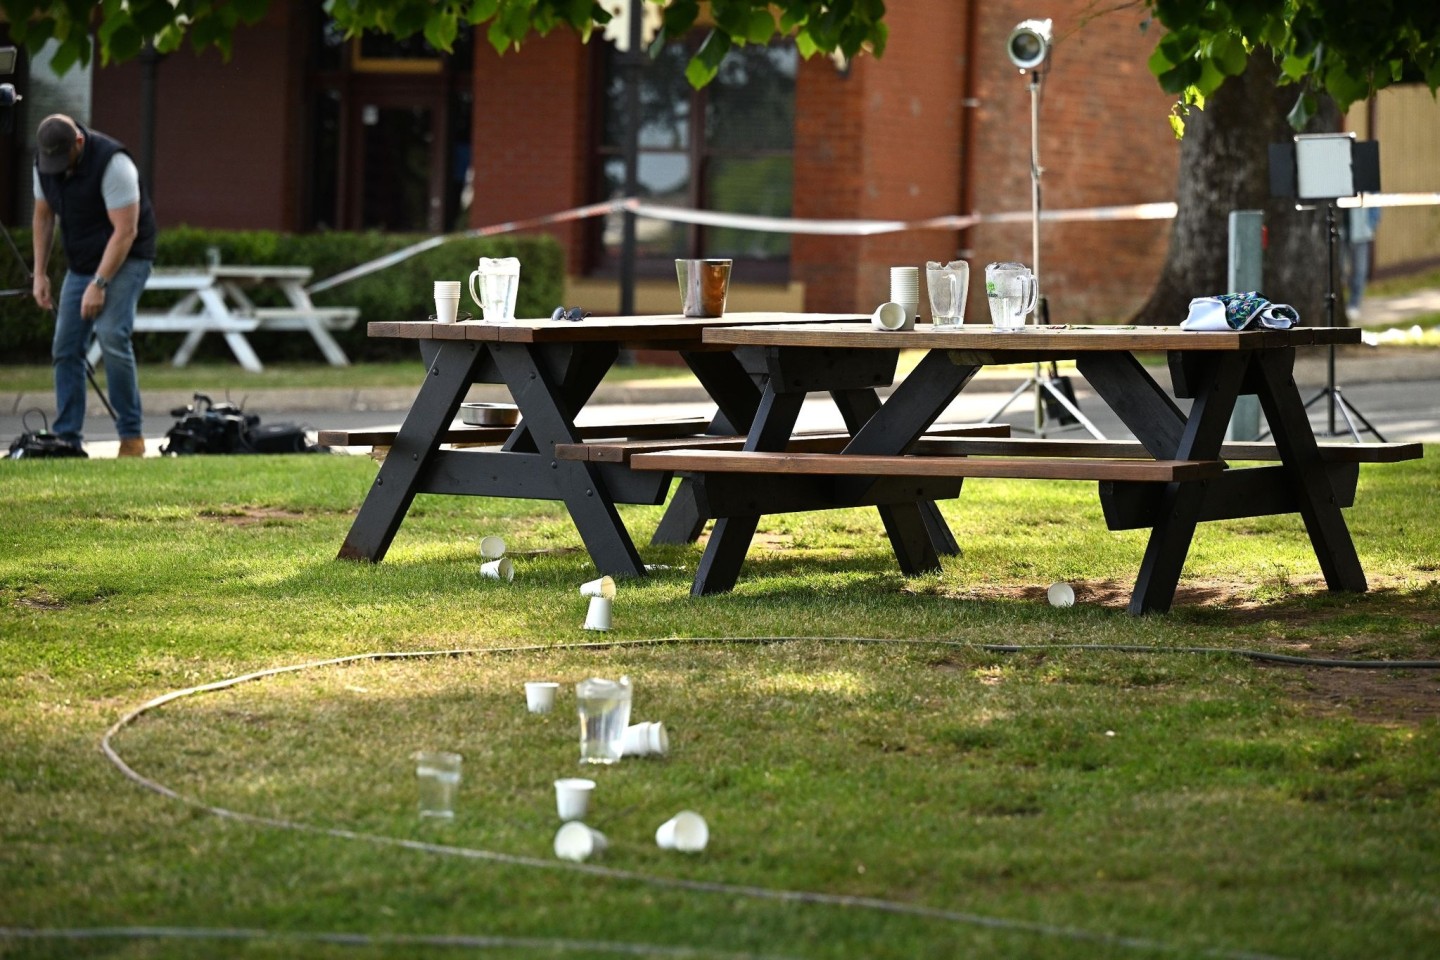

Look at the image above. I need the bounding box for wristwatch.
[92,275,109,291]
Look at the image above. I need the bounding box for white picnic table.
[89,265,359,372]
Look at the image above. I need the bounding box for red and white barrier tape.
[307,193,1438,294]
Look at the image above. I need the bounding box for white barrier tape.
[307,192,1437,294]
[306,199,627,294]
[1338,192,1440,209]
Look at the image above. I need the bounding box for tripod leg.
[1331,388,1388,442]
[1037,378,1106,439]
[982,377,1036,425]
[84,338,119,424]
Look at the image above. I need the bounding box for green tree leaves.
[0,0,887,89]
[1142,0,1440,135]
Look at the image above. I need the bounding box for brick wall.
[965,1,1180,320]
[792,0,1179,321]
[469,32,592,273]
[92,5,304,231]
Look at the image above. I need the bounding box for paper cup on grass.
[554,821,608,862]
[655,810,708,852]
[583,596,612,631]
[481,557,514,582]
[479,535,507,559]
[554,778,595,821]
[525,681,559,713]
[580,576,616,600]
[622,721,669,757]
[1047,582,1076,608]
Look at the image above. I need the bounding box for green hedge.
[0,227,565,364]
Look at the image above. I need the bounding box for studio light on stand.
[1268,132,1384,442]
[984,19,1104,440]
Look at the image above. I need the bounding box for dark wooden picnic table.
[630,322,1421,614]
[331,313,868,577]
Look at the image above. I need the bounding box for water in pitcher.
[576,676,632,764]
[988,295,1028,328]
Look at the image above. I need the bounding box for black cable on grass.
[96,635,1433,960]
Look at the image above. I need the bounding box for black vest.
[37,124,157,275]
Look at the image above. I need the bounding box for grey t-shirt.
[33,150,142,209]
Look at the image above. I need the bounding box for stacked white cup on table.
[889,267,919,331]
[434,281,462,324]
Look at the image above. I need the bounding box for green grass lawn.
[2,454,1438,959]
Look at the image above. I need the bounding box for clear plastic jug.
[984,262,1038,329]
[575,675,632,764]
[468,256,521,322]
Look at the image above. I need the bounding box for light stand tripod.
[0,218,118,424]
[983,59,1104,440]
[1299,200,1385,441]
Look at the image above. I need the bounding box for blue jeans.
[51,258,152,444]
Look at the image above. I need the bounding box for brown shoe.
[118,437,146,458]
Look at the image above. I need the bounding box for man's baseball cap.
[36,116,78,175]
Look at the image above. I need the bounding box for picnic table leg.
[1125,353,1245,615]
[652,350,765,546]
[691,383,806,596]
[279,279,352,367]
[338,340,485,562]
[490,342,648,579]
[831,387,951,571]
[831,350,981,565]
[1253,348,1367,593]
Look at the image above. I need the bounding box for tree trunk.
[1135,54,1342,327]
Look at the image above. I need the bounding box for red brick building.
[33,2,1185,321]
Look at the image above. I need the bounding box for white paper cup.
[580,576,616,600]
[655,810,708,852]
[554,777,595,821]
[622,721,669,757]
[1047,582,1076,608]
[479,535,507,559]
[554,821,608,861]
[525,681,559,713]
[434,280,461,296]
[434,295,460,324]
[871,301,908,331]
[481,557,514,582]
[583,596,612,631]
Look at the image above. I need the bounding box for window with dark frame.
[591,36,796,281]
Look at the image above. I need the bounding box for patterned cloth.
[1181,292,1300,331]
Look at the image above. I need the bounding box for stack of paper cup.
[434,280,461,324]
[889,267,919,330]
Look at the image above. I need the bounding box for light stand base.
[1300,384,1386,442]
[983,362,1105,439]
